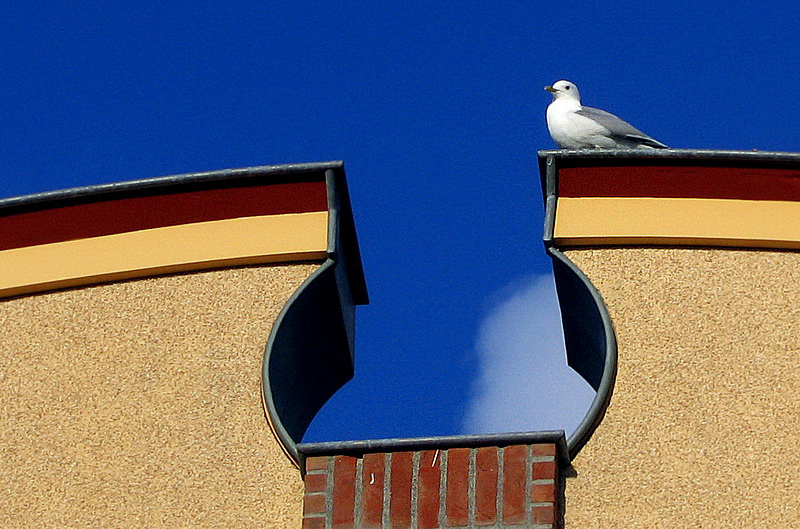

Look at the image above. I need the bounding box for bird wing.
[576,106,668,148]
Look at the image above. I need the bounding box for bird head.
[544,80,581,103]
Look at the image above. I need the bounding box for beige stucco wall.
[562,248,800,528]
[0,263,318,527]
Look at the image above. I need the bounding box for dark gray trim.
[262,259,356,463]
[299,430,569,467]
[539,152,619,459]
[541,155,557,246]
[325,167,368,306]
[258,163,367,464]
[0,161,346,214]
[549,249,617,459]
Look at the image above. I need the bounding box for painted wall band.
[554,197,800,248]
[558,164,800,201]
[0,211,328,298]
[0,180,328,252]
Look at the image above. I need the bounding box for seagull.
[544,80,668,149]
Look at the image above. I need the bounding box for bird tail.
[628,134,668,149]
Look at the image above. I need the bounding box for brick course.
[301,441,564,529]
[445,448,470,527]
[332,456,357,529]
[390,452,413,528]
[502,445,526,525]
[418,450,441,529]
[361,453,385,528]
[474,447,498,526]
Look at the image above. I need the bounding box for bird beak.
[544,86,557,93]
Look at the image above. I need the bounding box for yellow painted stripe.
[0,211,328,298]
[554,197,800,249]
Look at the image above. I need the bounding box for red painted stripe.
[559,165,800,200]
[0,180,327,251]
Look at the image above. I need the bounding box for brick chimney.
[299,432,568,529]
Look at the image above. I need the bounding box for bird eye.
[565,86,571,90]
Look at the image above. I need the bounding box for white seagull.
[544,80,668,149]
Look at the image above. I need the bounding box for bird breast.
[547,101,612,148]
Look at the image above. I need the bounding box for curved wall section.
[563,247,800,529]
[0,264,317,527]
[0,162,368,528]
[540,150,800,528]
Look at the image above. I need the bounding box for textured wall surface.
[0,264,318,527]
[563,248,800,528]
[303,443,563,529]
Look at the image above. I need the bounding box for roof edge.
[299,430,569,466]
[537,148,800,164]
[0,161,345,212]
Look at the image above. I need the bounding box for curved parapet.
[541,148,800,249]
[0,162,366,527]
[541,152,618,459]
[549,249,617,459]
[539,149,800,528]
[263,165,368,462]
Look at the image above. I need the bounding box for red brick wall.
[302,443,563,529]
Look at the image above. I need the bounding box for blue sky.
[2,3,799,443]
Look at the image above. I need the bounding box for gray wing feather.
[577,106,668,148]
